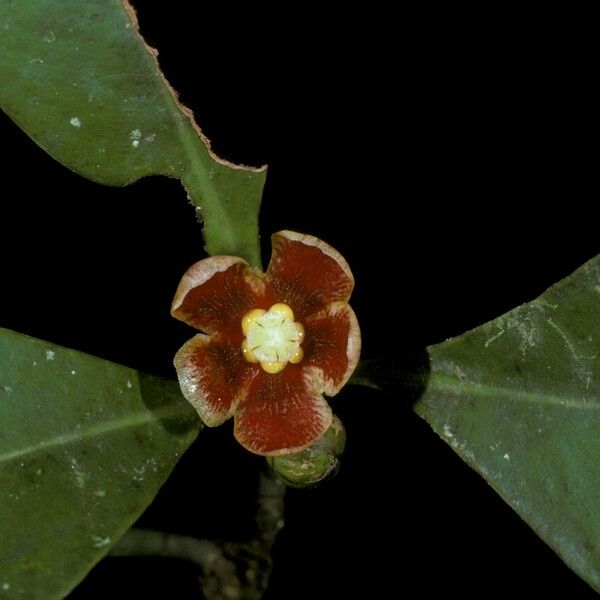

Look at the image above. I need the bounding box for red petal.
[172,256,266,338]
[304,302,361,396]
[174,334,257,426]
[267,231,354,320]
[234,367,332,455]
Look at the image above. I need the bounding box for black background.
[1,3,597,598]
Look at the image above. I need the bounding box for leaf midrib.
[431,371,599,410]
[0,404,191,464]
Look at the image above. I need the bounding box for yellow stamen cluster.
[241,303,305,374]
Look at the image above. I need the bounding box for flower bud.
[267,416,346,488]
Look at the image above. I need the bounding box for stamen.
[242,339,259,363]
[289,348,304,364]
[269,303,295,321]
[242,309,266,336]
[261,361,286,374]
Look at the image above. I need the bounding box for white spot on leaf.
[442,423,462,449]
[91,535,111,548]
[484,327,505,349]
[70,117,81,128]
[71,458,87,488]
[130,128,142,148]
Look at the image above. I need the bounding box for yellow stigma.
[241,303,305,373]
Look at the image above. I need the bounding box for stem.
[110,469,285,600]
[110,529,225,568]
[350,355,430,395]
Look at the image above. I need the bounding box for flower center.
[241,303,305,374]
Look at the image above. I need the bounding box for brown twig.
[110,469,286,599]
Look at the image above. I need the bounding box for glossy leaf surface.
[0,328,200,598]
[0,0,265,266]
[416,255,600,591]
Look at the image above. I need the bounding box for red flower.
[171,231,361,456]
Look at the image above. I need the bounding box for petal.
[172,256,266,338]
[174,334,257,426]
[234,367,333,456]
[267,231,354,320]
[304,302,361,396]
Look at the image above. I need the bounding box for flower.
[171,230,361,456]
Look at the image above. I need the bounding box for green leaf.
[0,327,200,599]
[414,255,600,591]
[0,0,265,266]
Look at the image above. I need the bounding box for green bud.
[267,416,346,488]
